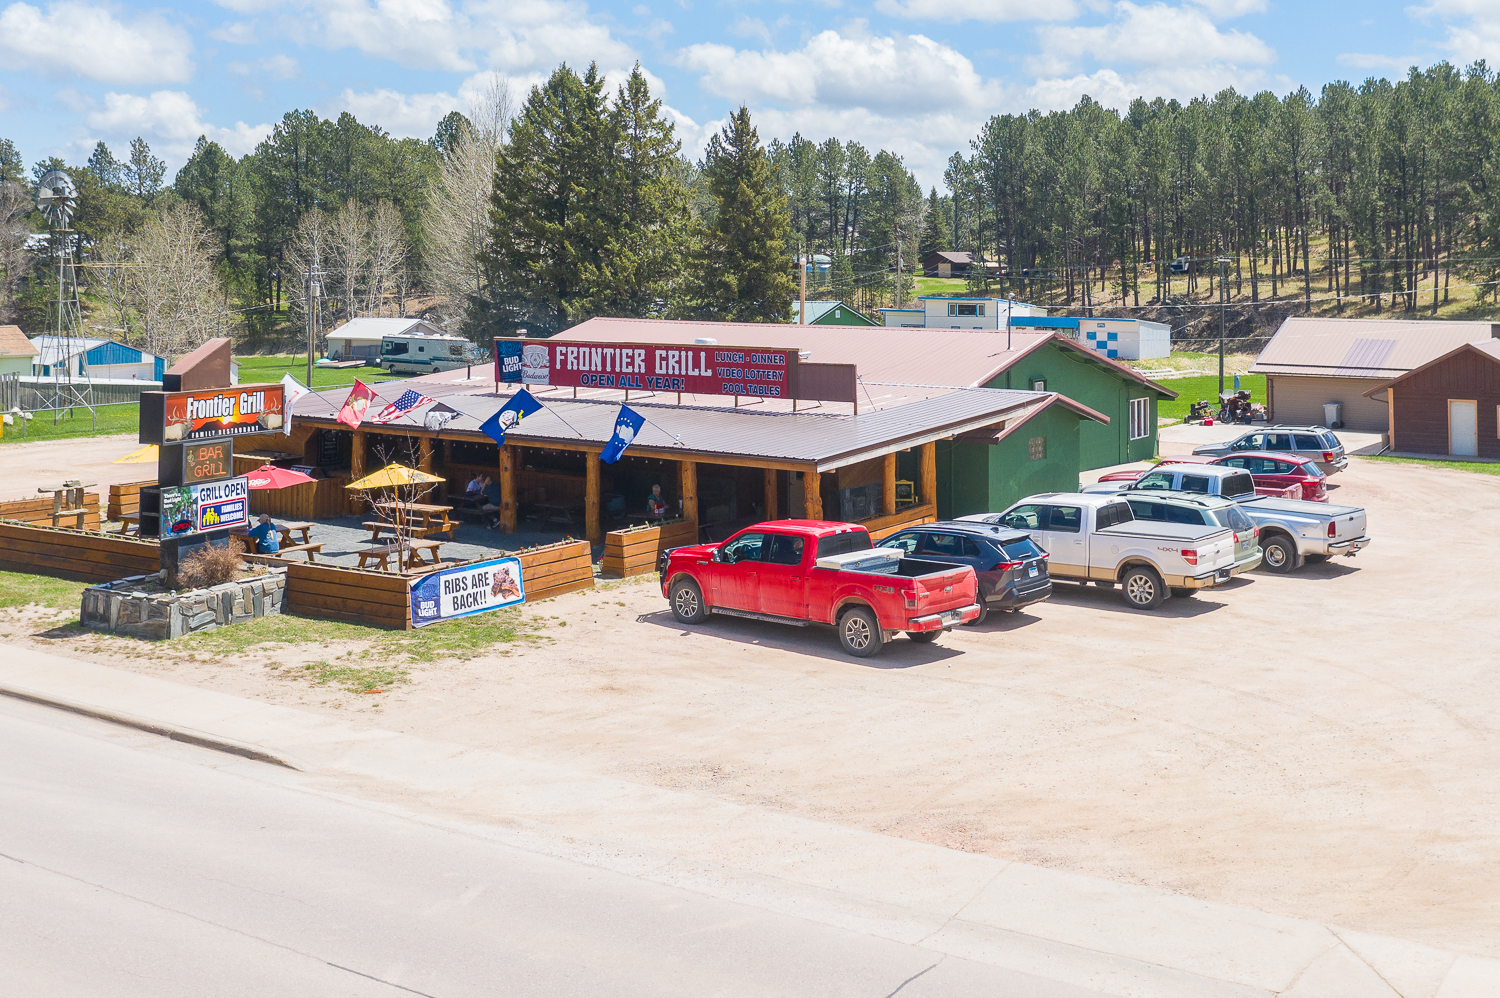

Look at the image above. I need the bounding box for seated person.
[462,473,485,507]
[245,514,280,554]
[479,476,506,527]
[646,483,667,520]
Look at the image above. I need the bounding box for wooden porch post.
[498,444,517,533]
[418,436,433,472]
[919,441,936,509]
[803,468,823,520]
[585,451,601,544]
[679,460,698,525]
[763,468,778,520]
[351,431,367,479]
[883,453,897,515]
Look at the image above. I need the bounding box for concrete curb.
[0,683,303,771]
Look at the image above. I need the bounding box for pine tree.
[87,142,122,189]
[122,137,166,202]
[696,106,794,322]
[918,187,948,261]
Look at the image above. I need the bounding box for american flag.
[372,389,436,423]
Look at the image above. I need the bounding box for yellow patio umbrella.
[344,463,445,490]
[113,443,159,464]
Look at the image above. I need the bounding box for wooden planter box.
[601,520,697,578]
[0,493,101,531]
[518,539,595,600]
[0,520,159,582]
[108,480,155,521]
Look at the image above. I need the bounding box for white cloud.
[1189,0,1266,16]
[874,0,1078,24]
[1025,1,1274,108]
[679,26,1002,118]
[209,20,257,43]
[322,88,462,137]
[1336,51,1421,71]
[229,53,300,79]
[0,1,195,84]
[750,104,979,188]
[0,84,9,113]
[86,91,271,160]
[730,15,771,44]
[1409,0,1500,64]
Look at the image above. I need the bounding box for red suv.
[1211,452,1327,501]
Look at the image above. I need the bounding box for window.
[1319,432,1341,448]
[1220,505,1253,532]
[950,302,979,316]
[882,532,921,556]
[382,341,409,356]
[720,533,765,564]
[1031,379,1047,392]
[1264,432,1294,450]
[962,538,986,558]
[1001,538,1043,560]
[1166,504,1205,525]
[1095,503,1133,529]
[1179,474,1211,494]
[1221,473,1256,498]
[1232,433,1263,451]
[920,533,962,557]
[1221,456,1248,470]
[977,304,986,316]
[1293,434,1323,450]
[1135,472,1175,491]
[1046,506,1082,532]
[1127,499,1166,521]
[1298,461,1325,478]
[1129,397,1151,440]
[815,531,872,559]
[1001,504,1044,529]
[764,534,805,566]
[417,344,426,353]
[1028,436,1046,460]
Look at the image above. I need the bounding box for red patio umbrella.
[246,464,317,490]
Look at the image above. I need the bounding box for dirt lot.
[9,455,1500,956]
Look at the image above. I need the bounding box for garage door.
[1269,376,1389,432]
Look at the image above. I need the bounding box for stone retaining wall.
[81,569,288,640]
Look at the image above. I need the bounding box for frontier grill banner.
[141,384,286,443]
[497,340,799,399]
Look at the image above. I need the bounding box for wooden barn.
[1364,339,1500,458]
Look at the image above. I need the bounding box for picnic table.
[228,519,323,561]
[363,520,442,542]
[38,480,95,529]
[355,538,444,572]
[373,501,455,539]
[112,512,141,536]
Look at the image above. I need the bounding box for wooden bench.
[112,512,141,536]
[354,539,443,572]
[275,542,324,562]
[362,520,439,542]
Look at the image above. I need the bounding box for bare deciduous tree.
[0,180,29,322]
[327,198,368,323]
[116,203,226,358]
[365,200,407,317]
[422,79,512,333]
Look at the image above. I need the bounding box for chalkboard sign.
[316,430,341,468]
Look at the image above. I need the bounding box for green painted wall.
[936,405,1086,518]
[809,303,878,326]
[986,342,1163,470]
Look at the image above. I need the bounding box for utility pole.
[1217,256,1230,394]
[895,226,904,309]
[799,240,807,324]
[305,259,321,388]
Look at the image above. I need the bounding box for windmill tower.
[35,169,94,420]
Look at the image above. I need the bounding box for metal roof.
[1250,317,1500,378]
[292,382,1107,472]
[1359,337,1500,396]
[328,318,446,344]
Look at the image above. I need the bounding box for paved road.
[0,697,1100,998]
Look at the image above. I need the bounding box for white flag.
[280,373,311,436]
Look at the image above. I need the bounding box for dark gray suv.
[878,522,1051,625]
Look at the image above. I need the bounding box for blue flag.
[480,388,543,445]
[600,405,645,464]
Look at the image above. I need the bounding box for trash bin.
[1322,402,1342,429]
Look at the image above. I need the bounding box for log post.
[919,441,936,509]
[585,451,601,544]
[883,453,897,516]
[351,430,367,515]
[498,444,517,533]
[803,468,822,520]
[678,460,698,525]
[418,436,433,472]
[763,468,778,521]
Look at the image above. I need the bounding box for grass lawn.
[1155,372,1267,422]
[910,277,970,298]
[0,572,88,611]
[1360,455,1500,476]
[235,355,406,389]
[1,404,138,444]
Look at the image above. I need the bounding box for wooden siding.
[284,562,413,630]
[0,493,101,531]
[601,520,696,578]
[519,539,596,599]
[1391,348,1500,457]
[0,521,159,582]
[108,480,154,520]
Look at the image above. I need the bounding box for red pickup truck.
[660,519,981,657]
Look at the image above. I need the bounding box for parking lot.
[33,452,1500,957]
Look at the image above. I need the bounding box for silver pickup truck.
[960,492,1237,610]
[1083,464,1370,573]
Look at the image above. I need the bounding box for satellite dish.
[36,169,77,227]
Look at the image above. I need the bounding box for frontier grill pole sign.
[138,384,286,444]
[496,339,800,399]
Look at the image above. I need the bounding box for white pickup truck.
[960,492,1238,610]
[1083,464,1370,573]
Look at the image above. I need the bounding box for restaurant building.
[266,318,1138,543]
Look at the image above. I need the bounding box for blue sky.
[0,0,1492,190]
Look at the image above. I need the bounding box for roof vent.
[694,337,717,345]
[1491,324,1500,339]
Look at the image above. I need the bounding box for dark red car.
[1095,452,1326,501]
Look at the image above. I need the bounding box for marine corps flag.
[336,380,377,429]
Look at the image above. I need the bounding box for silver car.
[1120,491,1263,577]
[1192,425,1348,475]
